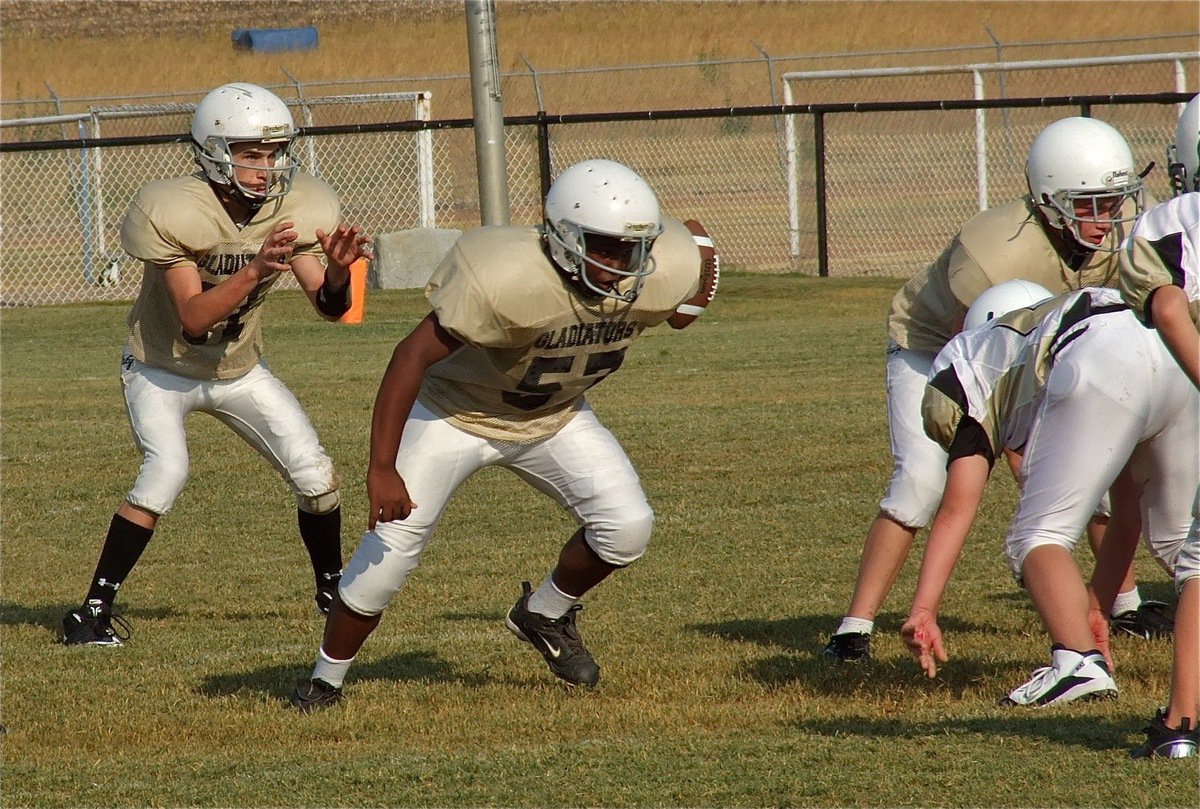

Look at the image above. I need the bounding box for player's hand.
[366,464,417,530]
[901,609,948,678]
[250,221,298,277]
[317,223,372,273]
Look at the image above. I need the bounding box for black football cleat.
[1131,710,1198,759]
[290,678,343,713]
[61,599,131,646]
[506,581,600,687]
[822,631,871,662]
[1110,600,1173,640]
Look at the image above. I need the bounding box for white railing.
[782,52,1198,259]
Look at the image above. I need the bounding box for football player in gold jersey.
[824,116,1165,662]
[291,159,716,709]
[61,83,370,646]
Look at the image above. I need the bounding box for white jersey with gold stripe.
[923,287,1130,464]
[1119,192,1200,326]
[419,216,701,442]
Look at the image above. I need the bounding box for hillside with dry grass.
[2,0,1195,113]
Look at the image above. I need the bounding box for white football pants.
[1005,314,1199,579]
[120,351,339,516]
[339,399,654,616]
[880,344,948,529]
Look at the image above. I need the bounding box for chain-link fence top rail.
[2,34,1194,121]
[1,51,1195,305]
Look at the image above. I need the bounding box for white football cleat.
[1000,645,1118,707]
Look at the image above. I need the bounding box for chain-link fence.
[4,33,1194,121]
[1,51,1196,305]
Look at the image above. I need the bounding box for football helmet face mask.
[190,82,298,202]
[544,159,663,302]
[964,279,1054,332]
[1167,95,1200,196]
[1025,117,1145,252]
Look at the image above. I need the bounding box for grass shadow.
[746,650,1013,699]
[195,648,491,701]
[0,600,176,639]
[689,611,995,654]
[440,608,506,622]
[791,712,1138,753]
[690,612,1028,697]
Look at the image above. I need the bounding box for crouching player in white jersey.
[60,83,371,646]
[291,159,720,710]
[901,285,1197,711]
[824,117,1162,663]
[1106,94,1200,759]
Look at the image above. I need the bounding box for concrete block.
[369,228,462,290]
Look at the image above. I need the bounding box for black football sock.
[84,513,154,607]
[297,506,343,586]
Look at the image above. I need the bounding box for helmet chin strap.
[1037,193,1124,258]
[1035,205,1095,265]
[543,228,643,303]
[208,177,267,225]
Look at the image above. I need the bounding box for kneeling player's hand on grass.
[901,609,947,678]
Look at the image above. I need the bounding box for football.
[667,219,720,329]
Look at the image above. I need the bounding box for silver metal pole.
[974,70,988,212]
[465,0,510,226]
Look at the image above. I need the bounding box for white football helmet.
[190,82,298,201]
[964,279,1054,332]
[1167,94,1200,196]
[1025,117,1144,252]
[544,159,663,302]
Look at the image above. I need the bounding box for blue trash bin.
[231,27,319,53]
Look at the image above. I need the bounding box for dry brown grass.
[2,1,1196,109]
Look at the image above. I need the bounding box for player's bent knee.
[588,504,655,566]
[297,488,340,515]
[879,477,943,530]
[287,449,339,505]
[1006,535,1076,580]
[338,528,425,615]
[128,462,189,516]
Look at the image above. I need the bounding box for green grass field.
[1,276,1190,807]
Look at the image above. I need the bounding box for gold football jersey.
[121,171,340,380]
[889,195,1134,354]
[420,216,701,442]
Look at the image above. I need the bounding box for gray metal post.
[465,0,510,226]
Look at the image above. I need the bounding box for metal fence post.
[974,69,988,211]
[783,80,799,259]
[283,69,319,177]
[814,110,828,277]
[77,116,95,284]
[416,93,436,228]
[465,0,510,226]
[89,110,108,284]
